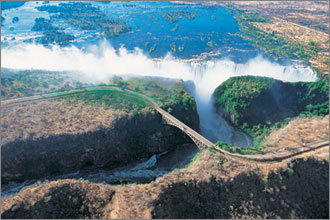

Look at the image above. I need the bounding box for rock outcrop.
[1,100,199,184]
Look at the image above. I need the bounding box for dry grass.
[216,1,329,74]
[1,143,328,218]
[1,179,115,219]
[1,99,126,145]
[253,18,329,74]
[217,1,329,33]
[264,115,329,153]
[102,146,329,218]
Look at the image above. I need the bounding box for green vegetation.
[206,41,214,47]
[37,2,131,38]
[31,17,74,46]
[213,75,329,146]
[149,14,159,23]
[287,168,294,176]
[178,46,184,52]
[112,78,198,130]
[215,141,263,155]
[1,16,5,26]
[149,43,157,53]
[57,89,150,114]
[12,17,19,23]
[31,17,57,31]
[263,177,268,183]
[233,9,323,69]
[113,77,129,89]
[1,70,196,119]
[200,37,205,42]
[1,70,88,98]
[170,24,178,32]
[145,42,150,47]
[158,83,197,113]
[185,150,203,168]
[46,77,197,118]
[108,180,138,186]
[37,30,74,46]
[239,12,270,23]
[170,42,176,52]
[162,12,178,23]
[161,10,200,23]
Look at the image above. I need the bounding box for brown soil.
[2,145,328,219]
[217,1,329,33]
[265,115,329,153]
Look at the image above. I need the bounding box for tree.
[114,77,128,89]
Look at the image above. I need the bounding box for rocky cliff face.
[2,150,328,219]
[151,158,329,219]
[212,75,329,128]
[1,103,199,184]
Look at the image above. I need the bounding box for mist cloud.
[1,41,317,102]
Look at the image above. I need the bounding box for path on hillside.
[1,86,328,162]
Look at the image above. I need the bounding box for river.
[1,1,317,197]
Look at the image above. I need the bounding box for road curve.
[213,139,329,162]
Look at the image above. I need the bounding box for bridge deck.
[123,89,214,149]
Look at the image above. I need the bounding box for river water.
[1,1,317,197]
[1,144,199,197]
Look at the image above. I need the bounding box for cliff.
[1,87,199,183]
[2,145,328,219]
[212,75,329,132]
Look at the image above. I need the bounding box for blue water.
[1,1,261,63]
[1,2,317,196]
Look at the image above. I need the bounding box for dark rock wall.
[151,158,329,219]
[1,107,199,183]
[213,75,329,128]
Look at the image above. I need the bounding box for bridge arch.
[161,114,213,150]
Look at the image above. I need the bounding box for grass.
[170,42,176,52]
[215,141,264,155]
[206,41,214,47]
[170,24,178,32]
[118,77,197,112]
[185,145,219,168]
[185,150,203,168]
[263,177,268,183]
[149,43,157,53]
[50,88,151,114]
[1,69,88,98]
